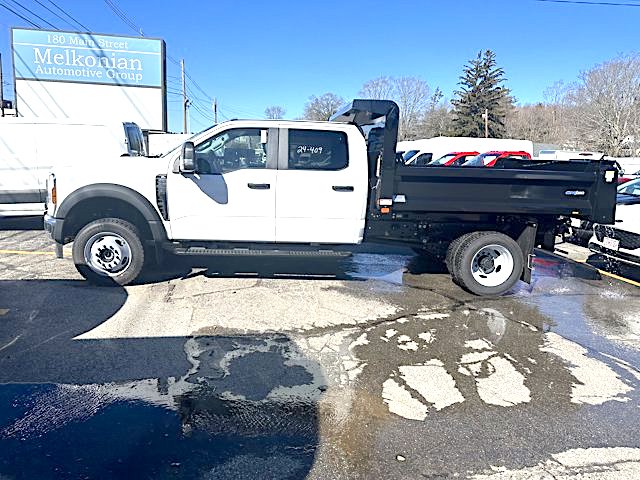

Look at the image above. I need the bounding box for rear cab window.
[287,129,348,170]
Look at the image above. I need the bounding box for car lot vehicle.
[399,137,533,166]
[570,178,640,245]
[44,100,617,296]
[426,152,479,167]
[617,168,639,184]
[537,150,603,161]
[589,178,640,267]
[0,118,145,217]
[462,151,532,167]
[405,151,432,166]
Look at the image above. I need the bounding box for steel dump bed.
[331,99,617,226]
[394,159,617,224]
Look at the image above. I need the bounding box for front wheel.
[72,218,145,286]
[451,231,523,296]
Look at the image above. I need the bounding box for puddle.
[0,335,322,480]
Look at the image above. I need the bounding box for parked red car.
[427,151,480,167]
[462,150,532,167]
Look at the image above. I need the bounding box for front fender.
[55,183,168,246]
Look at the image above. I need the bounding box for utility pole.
[482,108,489,138]
[0,53,4,118]
[181,59,188,133]
[213,98,218,124]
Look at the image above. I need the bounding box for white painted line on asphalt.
[0,248,72,256]
[0,249,55,255]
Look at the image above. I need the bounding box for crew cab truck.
[44,100,618,296]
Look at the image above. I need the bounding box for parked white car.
[589,178,640,267]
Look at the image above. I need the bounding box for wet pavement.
[0,219,639,479]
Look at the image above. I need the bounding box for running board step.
[172,247,351,257]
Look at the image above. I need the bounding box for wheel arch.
[57,184,168,259]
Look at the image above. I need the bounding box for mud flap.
[55,243,64,259]
[516,223,537,284]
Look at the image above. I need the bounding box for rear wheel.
[72,218,145,286]
[445,232,474,284]
[451,231,523,296]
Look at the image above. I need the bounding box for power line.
[6,0,57,28]
[31,0,77,30]
[536,0,640,6]
[0,1,41,27]
[191,103,215,121]
[103,0,142,34]
[45,0,90,31]
[100,0,216,108]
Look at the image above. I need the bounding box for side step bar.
[172,246,351,258]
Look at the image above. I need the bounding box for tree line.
[265,50,640,156]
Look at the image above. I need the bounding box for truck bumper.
[44,214,65,257]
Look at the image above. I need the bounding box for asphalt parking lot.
[1,218,639,479]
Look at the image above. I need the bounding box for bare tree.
[419,88,453,138]
[542,81,573,146]
[505,81,577,146]
[302,93,345,121]
[506,104,555,142]
[264,105,286,119]
[359,76,395,100]
[565,55,640,155]
[359,76,432,140]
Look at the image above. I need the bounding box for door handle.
[332,185,354,192]
[248,183,270,190]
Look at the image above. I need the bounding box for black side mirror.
[181,142,196,173]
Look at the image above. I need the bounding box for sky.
[1,0,639,132]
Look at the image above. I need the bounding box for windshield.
[618,178,640,196]
[402,150,420,162]
[477,153,500,165]
[429,153,455,165]
[160,125,216,157]
[464,153,500,166]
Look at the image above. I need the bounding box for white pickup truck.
[44,100,618,296]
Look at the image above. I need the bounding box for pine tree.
[451,50,513,138]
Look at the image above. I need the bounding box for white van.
[0,118,146,217]
[537,150,603,161]
[398,137,534,166]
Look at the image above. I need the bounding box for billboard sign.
[11,28,166,131]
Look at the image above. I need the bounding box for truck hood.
[55,154,170,179]
[617,193,640,206]
[614,204,640,234]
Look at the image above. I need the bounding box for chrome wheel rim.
[83,232,131,276]
[471,244,514,287]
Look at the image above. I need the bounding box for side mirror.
[180,141,196,173]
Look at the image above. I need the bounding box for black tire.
[452,231,524,296]
[445,232,475,284]
[72,218,145,286]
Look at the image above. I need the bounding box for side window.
[194,128,267,174]
[126,125,142,156]
[288,129,348,171]
[414,153,432,166]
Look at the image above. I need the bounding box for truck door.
[275,128,367,244]
[166,127,277,241]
